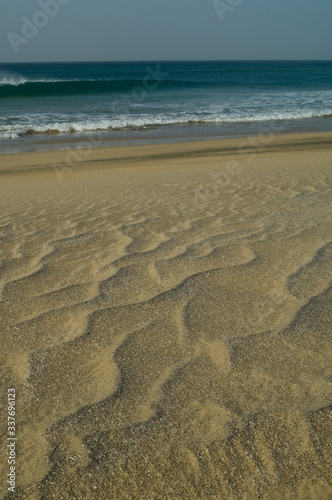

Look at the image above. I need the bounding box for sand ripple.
[0,135,331,499]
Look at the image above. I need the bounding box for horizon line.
[1,59,332,65]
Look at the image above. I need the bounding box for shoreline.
[2,131,332,177]
[1,116,332,156]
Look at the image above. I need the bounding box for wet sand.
[0,132,331,499]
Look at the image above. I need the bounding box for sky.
[1,0,332,63]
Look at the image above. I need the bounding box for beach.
[0,132,332,499]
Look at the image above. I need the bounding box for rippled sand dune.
[0,133,332,499]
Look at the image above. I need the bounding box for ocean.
[1,61,332,154]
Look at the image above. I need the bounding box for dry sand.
[0,132,331,499]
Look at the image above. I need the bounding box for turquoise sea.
[1,61,332,153]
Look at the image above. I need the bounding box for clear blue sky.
[1,0,332,63]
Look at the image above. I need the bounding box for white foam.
[0,73,27,86]
[1,107,332,140]
[0,131,20,139]
[0,72,95,86]
[1,86,332,141]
